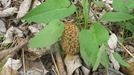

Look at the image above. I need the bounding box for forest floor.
[0,0,134,75]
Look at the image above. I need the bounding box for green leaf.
[29,19,65,48]
[93,44,106,71]
[101,12,134,22]
[0,35,4,38]
[125,0,134,9]
[113,52,130,67]
[80,46,91,66]
[79,29,99,67]
[119,22,134,38]
[100,50,109,70]
[91,23,109,45]
[94,1,105,7]
[3,43,8,46]
[113,0,128,13]
[22,0,76,23]
[118,37,125,43]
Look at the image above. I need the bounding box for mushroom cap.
[61,23,80,55]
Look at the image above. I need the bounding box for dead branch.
[54,42,67,75]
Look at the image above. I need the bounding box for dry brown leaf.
[0,38,29,61]
[81,66,90,75]
[108,33,118,49]
[0,19,6,35]
[0,66,18,75]
[3,58,22,71]
[0,7,17,17]
[19,58,48,75]
[65,54,82,75]
[1,0,11,8]
[16,0,32,19]
[121,58,134,75]
[31,0,41,10]
[28,26,39,35]
[25,46,51,60]
[107,50,120,70]
[2,26,14,44]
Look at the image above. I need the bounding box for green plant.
[101,0,134,38]
[22,0,130,71]
[0,53,8,72]
[0,35,8,49]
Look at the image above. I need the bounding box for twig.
[22,48,26,75]
[54,42,67,75]
[51,51,60,75]
[105,27,134,58]
[0,37,29,64]
[118,40,134,58]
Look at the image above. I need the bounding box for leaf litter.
[0,0,134,75]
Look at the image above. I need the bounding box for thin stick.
[22,48,26,75]
[105,27,134,58]
[118,40,134,58]
[51,51,60,75]
[54,42,67,75]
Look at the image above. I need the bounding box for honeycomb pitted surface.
[61,23,80,55]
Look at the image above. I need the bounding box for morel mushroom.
[60,23,80,60]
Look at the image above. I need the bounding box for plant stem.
[84,0,93,29]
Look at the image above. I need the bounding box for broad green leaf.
[101,12,134,22]
[93,44,106,71]
[125,0,134,9]
[80,46,91,66]
[113,0,128,13]
[79,29,99,67]
[94,1,105,7]
[113,52,130,67]
[91,23,109,45]
[29,19,65,48]
[100,50,109,70]
[22,0,76,23]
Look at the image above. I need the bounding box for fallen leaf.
[65,54,82,75]
[31,0,41,10]
[28,26,39,35]
[108,33,117,49]
[1,66,18,75]
[16,0,32,19]
[0,7,17,17]
[107,50,120,70]
[2,26,14,44]
[0,19,6,35]
[1,0,11,8]
[3,58,22,71]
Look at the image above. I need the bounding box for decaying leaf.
[2,26,14,44]
[19,58,48,75]
[16,0,32,19]
[2,27,23,44]
[14,28,23,37]
[28,26,39,35]
[25,46,51,60]
[107,50,120,70]
[65,55,82,75]
[0,7,17,17]
[31,0,41,10]
[3,58,22,71]
[0,66,18,75]
[81,66,90,75]
[108,33,117,49]
[0,19,6,35]
[1,0,11,8]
